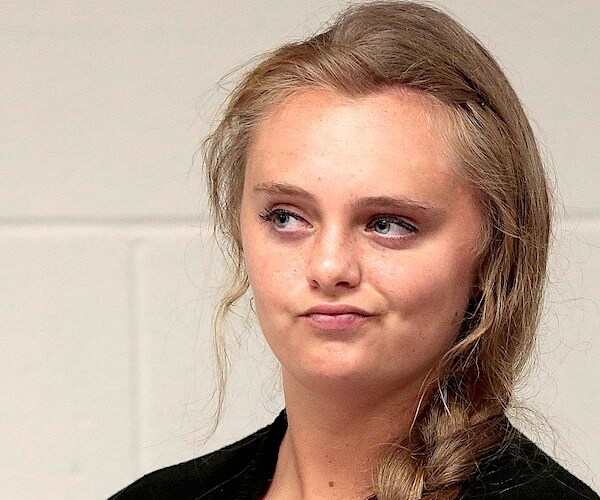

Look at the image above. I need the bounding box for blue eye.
[367,217,416,237]
[374,220,393,234]
[274,212,292,228]
[259,208,306,230]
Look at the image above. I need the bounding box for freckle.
[329,481,335,487]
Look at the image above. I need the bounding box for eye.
[259,208,308,231]
[366,217,417,238]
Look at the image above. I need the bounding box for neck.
[266,370,422,500]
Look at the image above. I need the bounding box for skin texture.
[239,88,483,499]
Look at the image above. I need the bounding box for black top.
[109,411,598,499]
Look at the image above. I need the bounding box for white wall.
[1,1,598,498]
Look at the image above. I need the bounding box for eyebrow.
[354,195,442,214]
[252,182,315,201]
[252,182,443,214]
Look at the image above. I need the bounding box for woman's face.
[240,88,482,400]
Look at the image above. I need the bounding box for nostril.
[306,265,361,292]
[305,233,361,291]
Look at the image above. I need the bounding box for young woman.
[110,2,598,499]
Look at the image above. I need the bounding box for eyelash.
[365,216,418,235]
[259,208,304,225]
[259,208,418,238]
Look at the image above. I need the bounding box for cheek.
[373,250,475,322]
[241,222,301,307]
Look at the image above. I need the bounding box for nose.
[306,226,361,293]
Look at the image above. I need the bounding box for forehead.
[246,87,463,195]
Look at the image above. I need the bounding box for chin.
[286,351,384,392]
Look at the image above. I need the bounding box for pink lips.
[300,304,375,331]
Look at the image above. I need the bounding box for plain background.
[1,1,598,498]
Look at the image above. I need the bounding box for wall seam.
[127,238,143,477]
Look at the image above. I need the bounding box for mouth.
[300,304,376,331]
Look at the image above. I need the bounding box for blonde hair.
[203,1,551,498]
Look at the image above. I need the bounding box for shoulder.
[108,412,286,500]
[463,429,599,500]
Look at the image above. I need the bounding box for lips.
[300,304,375,330]
[302,304,373,315]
